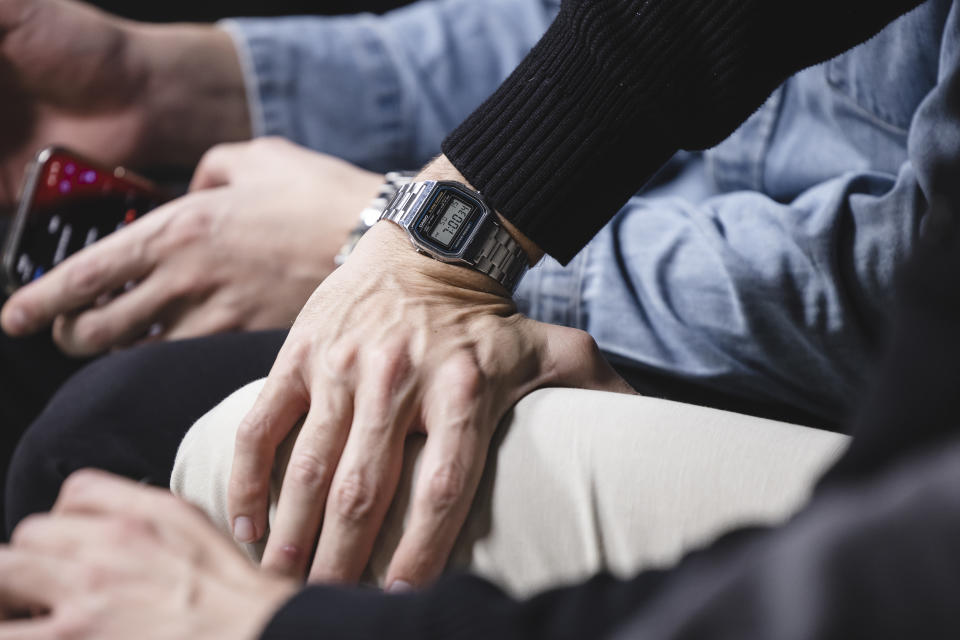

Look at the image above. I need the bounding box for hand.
[0,138,383,356]
[1,470,297,640]
[228,157,634,589]
[0,0,249,209]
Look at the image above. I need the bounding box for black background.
[84,0,414,22]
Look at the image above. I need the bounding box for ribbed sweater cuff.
[441,0,923,264]
[443,3,683,264]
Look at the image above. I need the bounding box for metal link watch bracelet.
[379,180,529,293]
[335,171,417,266]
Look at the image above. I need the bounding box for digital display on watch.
[428,197,474,248]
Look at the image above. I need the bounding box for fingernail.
[233,516,256,543]
[387,580,414,594]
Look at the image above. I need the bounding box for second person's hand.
[0,138,383,355]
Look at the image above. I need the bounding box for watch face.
[413,186,484,255]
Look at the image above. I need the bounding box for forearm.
[443,0,926,263]
[129,23,251,167]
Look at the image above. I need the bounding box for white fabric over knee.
[172,382,848,597]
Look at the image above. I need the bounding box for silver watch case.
[379,180,528,292]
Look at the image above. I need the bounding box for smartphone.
[1,147,167,294]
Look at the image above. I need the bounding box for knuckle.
[285,338,316,367]
[369,340,407,369]
[67,258,106,296]
[568,328,600,356]
[59,470,100,504]
[166,206,217,246]
[332,471,378,523]
[565,328,608,373]
[424,461,467,512]
[164,270,203,300]
[235,414,270,449]
[368,341,411,389]
[286,452,332,490]
[78,562,114,594]
[321,342,358,379]
[10,513,46,545]
[255,136,288,151]
[442,355,486,405]
[197,144,228,171]
[73,319,112,353]
[105,517,154,546]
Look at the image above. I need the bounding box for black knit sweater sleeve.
[441,0,925,264]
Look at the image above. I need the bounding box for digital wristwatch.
[379,181,529,293]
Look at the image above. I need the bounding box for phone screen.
[4,149,164,290]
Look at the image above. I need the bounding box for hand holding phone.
[0,138,380,357]
[2,147,165,294]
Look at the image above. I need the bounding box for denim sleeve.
[517,0,956,426]
[218,0,559,172]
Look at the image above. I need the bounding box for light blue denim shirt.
[519,0,955,422]
[220,0,560,172]
[225,0,955,424]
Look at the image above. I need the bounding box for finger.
[156,295,240,343]
[229,365,311,545]
[0,620,57,639]
[0,548,69,612]
[384,366,490,590]
[51,470,210,547]
[52,470,185,523]
[189,143,245,192]
[50,272,183,357]
[260,386,352,578]
[50,470,254,577]
[11,512,152,558]
[0,222,157,336]
[308,346,414,584]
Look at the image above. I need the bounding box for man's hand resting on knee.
[0,0,250,209]
[227,155,635,591]
[0,139,383,355]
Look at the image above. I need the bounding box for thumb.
[189,142,245,192]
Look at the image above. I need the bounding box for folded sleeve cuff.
[216,16,408,171]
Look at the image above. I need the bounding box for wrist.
[361,221,515,298]
[417,156,544,266]
[129,23,251,167]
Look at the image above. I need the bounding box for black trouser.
[83,0,417,23]
[0,328,89,505]
[3,330,286,534]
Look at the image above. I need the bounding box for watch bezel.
[407,182,491,262]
